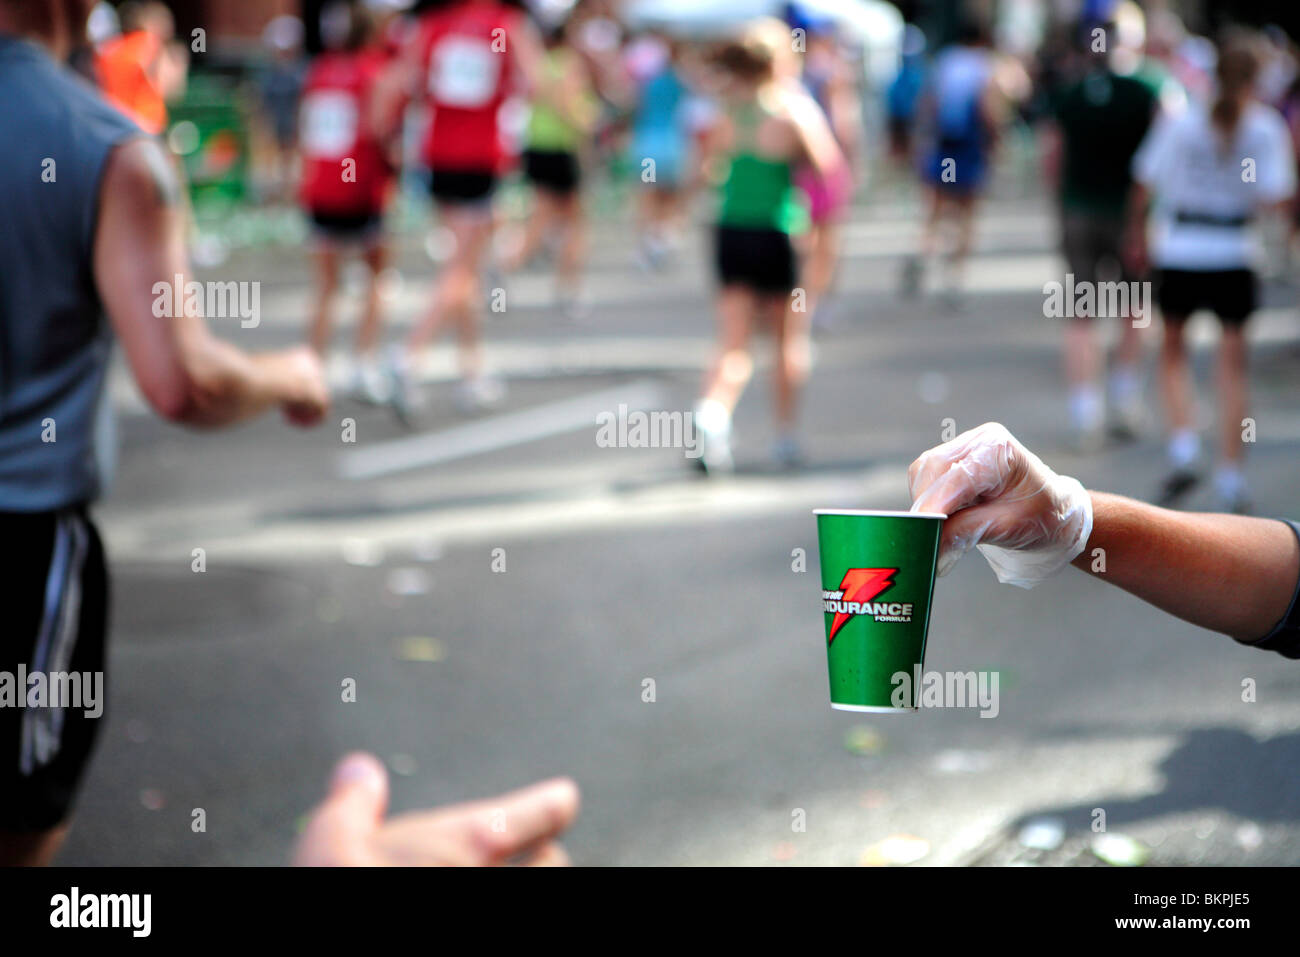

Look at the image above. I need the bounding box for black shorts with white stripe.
[0,507,108,832]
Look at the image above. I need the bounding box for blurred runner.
[788,3,862,330]
[258,14,307,204]
[501,10,598,321]
[0,0,328,865]
[1280,74,1300,267]
[1041,7,1166,449]
[94,0,186,136]
[902,19,1021,309]
[299,4,397,403]
[694,21,846,473]
[625,33,693,271]
[383,0,542,419]
[885,24,927,169]
[1130,42,1296,513]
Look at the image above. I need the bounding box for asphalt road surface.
[59,179,1300,866]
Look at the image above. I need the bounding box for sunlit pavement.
[61,182,1300,865]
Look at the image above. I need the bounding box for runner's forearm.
[1070,492,1300,642]
[171,319,317,427]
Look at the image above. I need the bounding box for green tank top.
[527,48,586,153]
[717,101,808,234]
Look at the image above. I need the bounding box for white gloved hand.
[908,422,1094,589]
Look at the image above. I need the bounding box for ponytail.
[1212,45,1259,147]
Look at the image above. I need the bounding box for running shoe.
[350,358,391,405]
[937,285,966,313]
[384,346,422,427]
[772,434,803,469]
[558,289,591,324]
[1107,398,1147,443]
[1156,468,1200,507]
[454,375,506,414]
[899,256,923,299]
[693,400,734,475]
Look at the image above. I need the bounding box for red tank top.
[415,1,521,172]
[298,49,393,213]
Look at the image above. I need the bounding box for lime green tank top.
[717,101,808,234]
[527,49,586,153]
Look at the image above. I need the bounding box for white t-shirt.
[1132,102,1296,270]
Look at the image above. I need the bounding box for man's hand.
[269,346,330,427]
[908,422,1093,588]
[294,753,581,866]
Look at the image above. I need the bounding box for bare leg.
[356,242,388,356]
[1064,315,1099,388]
[450,218,494,382]
[771,292,809,431]
[659,187,686,243]
[555,191,585,299]
[947,194,978,291]
[1218,325,1249,466]
[1113,315,1146,369]
[407,206,494,381]
[636,186,655,239]
[0,824,68,866]
[802,220,841,319]
[1159,317,1194,435]
[919,188,944,261]
[1064,313,1102,437]
[902,188,945,297]
[307,245,341,355]
[505,191,557,272]
[701,286,756,414]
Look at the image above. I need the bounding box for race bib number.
[300,91,358,157]
[429,36,500,108]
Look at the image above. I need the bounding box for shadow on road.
[968,727,1300,864]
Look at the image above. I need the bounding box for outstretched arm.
[910,423,1300,646]
[94,138,329,428]
[1073,492,1298,643]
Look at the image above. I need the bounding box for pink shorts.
[796,165,852,225]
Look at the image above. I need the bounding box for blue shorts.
[629,131,687,189]
[922,139,987,195]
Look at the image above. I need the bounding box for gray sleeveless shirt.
[0,34,142,511]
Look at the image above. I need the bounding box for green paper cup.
[814,509,945,713]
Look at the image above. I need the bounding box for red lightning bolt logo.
[827,568,897,643]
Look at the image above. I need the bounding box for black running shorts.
[715,225,797,296]
[1155,268,1256,326]
[308,209,384,246]
[428,167,498,206]
[523,149,581,196]
[0,508,109,831]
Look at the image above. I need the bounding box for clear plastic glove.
[908,422,1094,589]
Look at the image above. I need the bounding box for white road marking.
[337,379,668,480]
